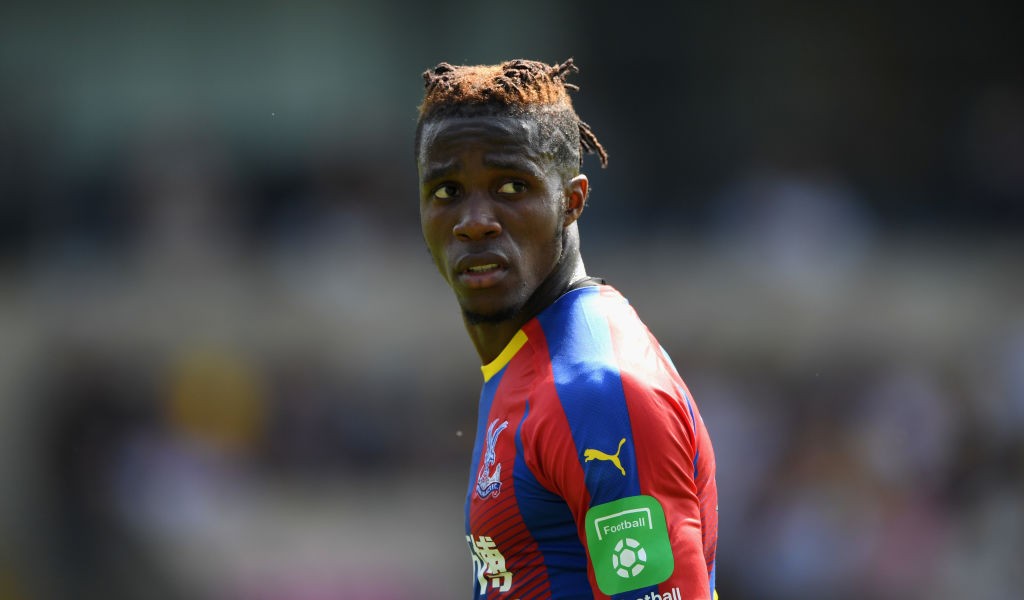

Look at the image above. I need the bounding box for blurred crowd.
[1,2,1022,599]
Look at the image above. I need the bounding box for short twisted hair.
[415,58,608,172]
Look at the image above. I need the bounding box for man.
[416,58,719,600]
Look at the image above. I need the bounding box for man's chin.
[461,305,520,325]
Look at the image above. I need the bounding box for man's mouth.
[455,254,509,289]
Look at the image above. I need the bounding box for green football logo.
[585,495,674,594]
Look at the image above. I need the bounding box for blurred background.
[1,1,1022,598]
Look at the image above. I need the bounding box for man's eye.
[433,184,459,200]
[497,181,527,194]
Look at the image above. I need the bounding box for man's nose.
[452,195,502,241]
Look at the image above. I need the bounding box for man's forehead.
[419,115,545,160]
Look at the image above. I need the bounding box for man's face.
[418,115,569,324]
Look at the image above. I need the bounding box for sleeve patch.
[585,495,674,594]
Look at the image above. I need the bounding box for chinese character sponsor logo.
[583,437,627,476]
[467,535,513,593]
[476,418,509,499]
[585,495,674,595]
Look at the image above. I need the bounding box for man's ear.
[564,174,589,226]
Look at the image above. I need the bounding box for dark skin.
[418,114,590,364]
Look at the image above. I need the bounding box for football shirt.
[465,285,718,599]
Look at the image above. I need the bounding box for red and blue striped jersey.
[466,285,718,599]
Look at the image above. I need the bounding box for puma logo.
[583,438,627,476]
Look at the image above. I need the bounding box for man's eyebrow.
[420,159,459,184]
[482,154,544,176]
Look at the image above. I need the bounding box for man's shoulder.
[531,283,663,382]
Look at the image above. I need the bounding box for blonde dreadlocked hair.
[415,58,608,170]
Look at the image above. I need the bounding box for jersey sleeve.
[524,362,718,600]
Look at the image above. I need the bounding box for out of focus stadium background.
[1,1,1022,599]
